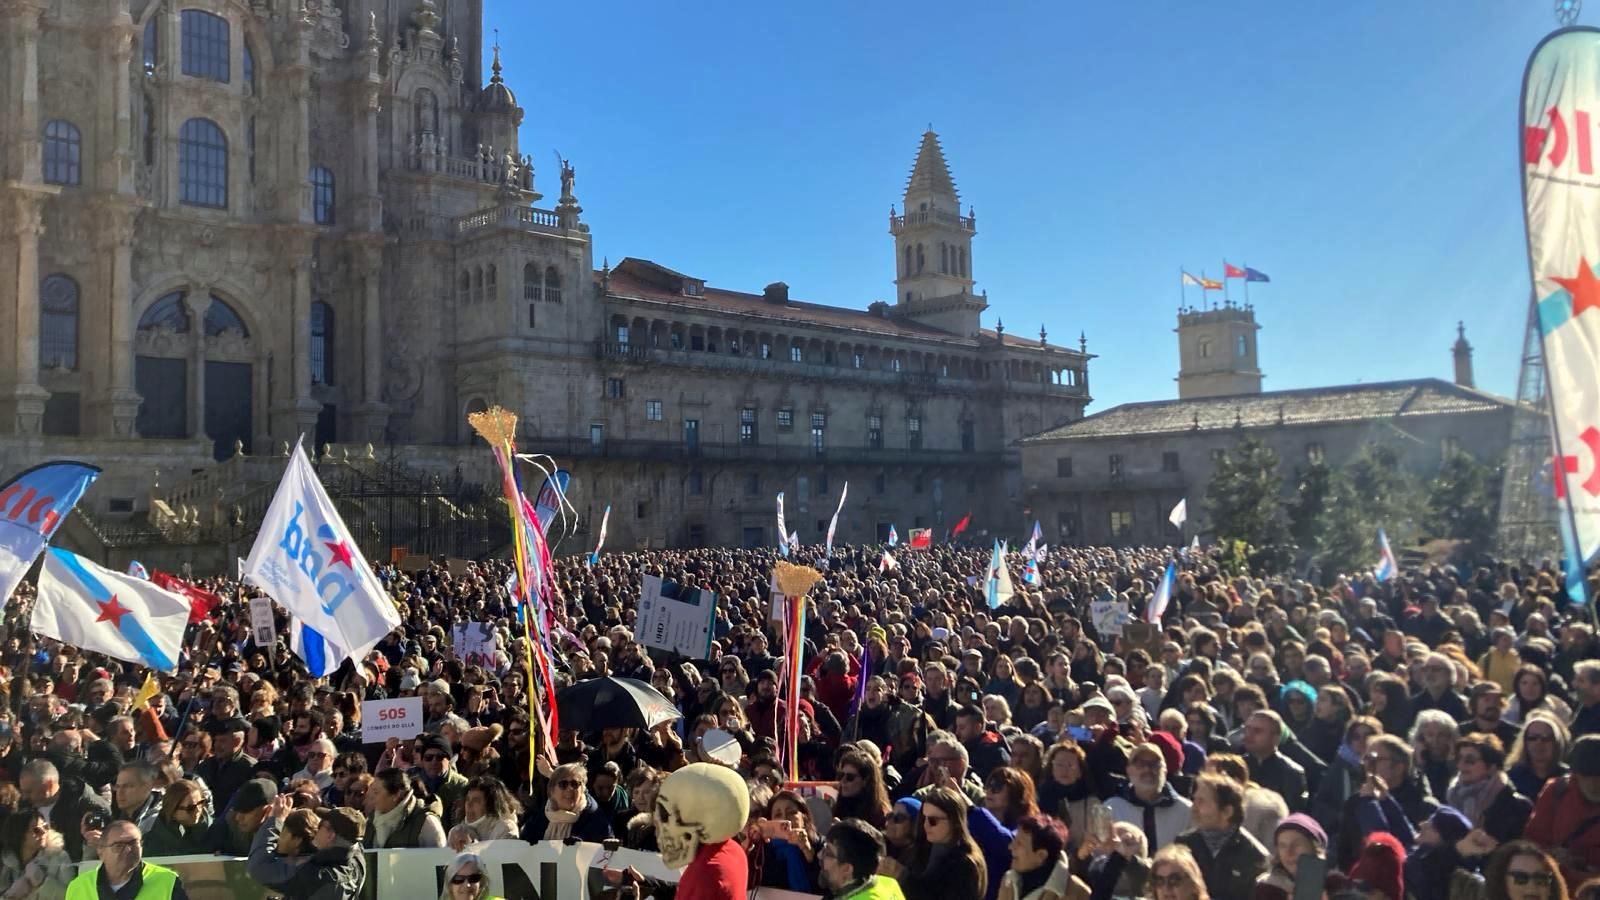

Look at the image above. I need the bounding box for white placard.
[636,574,717,659]
[248,594,276,647]
[361,696,424,743]
[1089,599,1130,637]
[451,621,501,671]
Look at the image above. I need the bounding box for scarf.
[371,797,416,848]
[542,798,581,841]
[1016,860,1055,899]
[1198,828,1233,858]
[1446,771,1507,826]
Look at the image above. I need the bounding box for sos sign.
[361,697,424,743]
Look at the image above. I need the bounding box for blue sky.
[488,0,1552,410]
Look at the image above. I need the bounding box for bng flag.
[244,444,399,673]
[35,548,188,671]
[0,462,99,606]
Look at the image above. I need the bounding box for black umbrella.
[555,676,682,733]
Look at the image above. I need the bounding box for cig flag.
[0,462,99,607]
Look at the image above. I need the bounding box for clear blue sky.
[488,0,1553,410]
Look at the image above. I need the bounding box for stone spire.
[904,129,959,203]
[1453,321,1475,388]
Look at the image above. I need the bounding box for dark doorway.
[204,361,252,460]
[135,356,187,438]
[316,403,338,452]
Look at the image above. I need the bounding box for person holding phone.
[752,790,823,893]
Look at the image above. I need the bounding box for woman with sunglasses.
[0,809,73,900]
[142,779,213,857]
[1147,845,1210,900]
[519,762,613,844]
[884,798,922,870]
[833,751,891,829]
[439,852,503,900]
[883,786,986,900]
[1487,841,1569,900]
[1507,712,1570,801]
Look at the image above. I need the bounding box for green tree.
[1289,462,1334,552]
[1316,469,1374,580]
[1206,437,1286,551]
[1424,451,1503,546]
[1342,442,1422,542]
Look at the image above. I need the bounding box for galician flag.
[887,524,898,548]
[1523,31,1600,568]
[986,539,1014,609]
[1168,498,1187,529]
[825,482,849,555]
[34,548,189,671]
[244,443,400,675]
[1147,562,1176,624]
[776,492,789,557]
[1375,528,1398,582]
[588,504,610,566]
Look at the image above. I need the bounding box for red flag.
[951,513,972,538]
[908,528,933,549]
[151,571,221,624]
[1224,262,1247,279]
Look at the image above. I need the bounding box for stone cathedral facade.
[0,0,1092,553]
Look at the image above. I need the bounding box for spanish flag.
[1200,277,1224,291]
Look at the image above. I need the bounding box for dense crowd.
[0,540,1596,900]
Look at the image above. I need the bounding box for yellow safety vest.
[64,862,180,900]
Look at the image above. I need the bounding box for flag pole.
[1223,264,1231,306]
[1179,267,1186,311]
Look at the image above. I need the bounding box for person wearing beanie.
[884,797,922,870]
[1345,832,1406,900]
[1253,813,1327,900]
[1146,732,1188,794]
[247,794,368,900]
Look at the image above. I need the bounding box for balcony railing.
[521,434,1003,468]
[890,208,976,233]
[455,204,565,236]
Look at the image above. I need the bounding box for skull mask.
[654,762,750,869]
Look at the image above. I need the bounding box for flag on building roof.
[1245,267,1271,283]
[34,548,189,671]
[1200,277,1224,291]
[908,528,933,550]
[1182,271,1204,287]
[1375,528,1398,582]
[0,461,100,607]
[1147,562,1176,624]
[1224,262,1247,279]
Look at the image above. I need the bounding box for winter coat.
[519,793,613,844]
[1106,782,1193,851]
[1247,751,1309,813]
[1525,774,1600,888]
[0,844,75,900]
[964,726,1013,781]
[143,815,213,858]
[246,820,366,900]
[1177,828,1270,900]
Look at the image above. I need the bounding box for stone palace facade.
[0,0,1091,553]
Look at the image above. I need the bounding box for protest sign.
[451,621,501,670]
[361,696,424,743]
[248,594,276,647]
[637,574,717,658]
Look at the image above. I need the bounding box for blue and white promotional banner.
[244,444,400,672]
[0,462,100,607]
[824,482,849,555]
[533,470,571,538]
[776,492,789,557]
[1524,28,1600,563]
[34,548,188,671]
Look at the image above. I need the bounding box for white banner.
[248,594,276,647]
[637,574,717,658]
[361,696,425,743]
[1089,598,1130,637]
[451,621,501,671]
[1524,28,1600,563]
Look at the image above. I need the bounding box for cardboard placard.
[248,594,276,647]
[361,696,425,743]
[400,554,430,573]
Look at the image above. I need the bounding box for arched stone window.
[181,10,231,82]
[310,166,335,224]
[42,120,81,186]
[179,118,228,208]
[544,266,561,303]
[523,262,541,301]
[39,275,79,371]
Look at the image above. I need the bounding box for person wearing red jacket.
[814,651,859,723]
[1524,734,1600,888]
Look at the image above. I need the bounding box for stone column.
[0,190,51,433]
[0,0,47,184]
[104,19,135,192]
[183,289,208,440]
[353,239,389,442]
[92,202,142,437]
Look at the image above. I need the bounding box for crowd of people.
[0,539,1595,900]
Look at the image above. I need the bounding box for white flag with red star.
[1524,30,1600,563]
[243,443,399,672]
